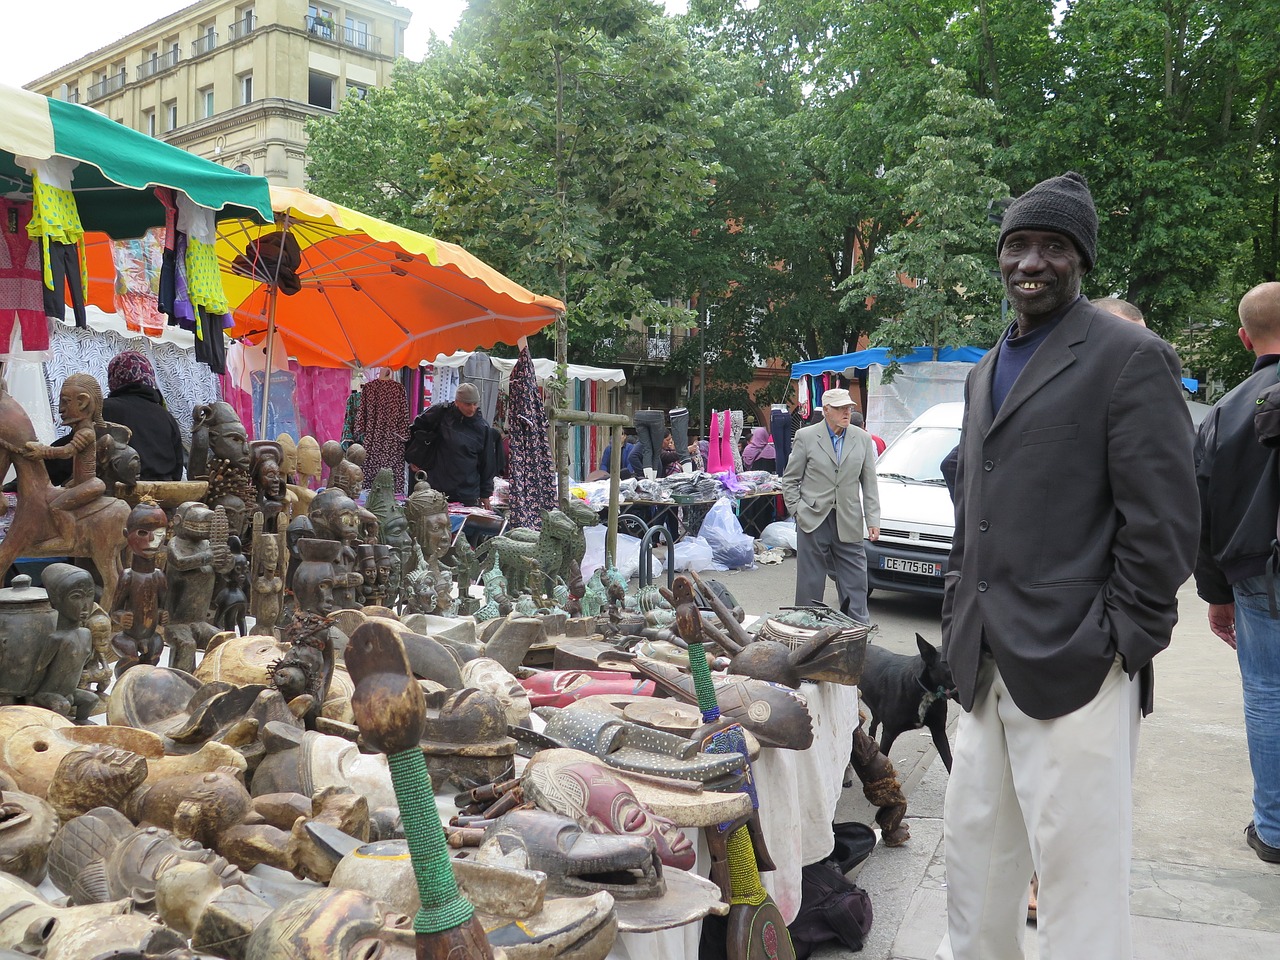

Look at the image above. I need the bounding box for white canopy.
[429,350,625,387]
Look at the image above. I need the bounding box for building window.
[165,100,178,130]
[199,87,215,119]
[239,73,253,105]
[346,82,367,101]
[193,22,217,56]
[66,85,80,104]
[231,6,255,40]
[344,16,370,49]
[143,109,156,137]
[307,6,335,39]
[234,162,252,175]
[308,71,334,109]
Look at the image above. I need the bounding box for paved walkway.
[824,580,1280,959]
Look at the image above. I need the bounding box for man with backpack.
[404,382,495,507]
[1195,281,1280,864]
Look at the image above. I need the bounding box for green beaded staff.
[670,575,796,960]
[346,620,495,960]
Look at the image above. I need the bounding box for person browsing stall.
[101,351,185,481]
[405,382,495,508]
[780,388,879,620]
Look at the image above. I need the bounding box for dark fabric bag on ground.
[788,858,874,957]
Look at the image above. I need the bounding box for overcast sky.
[3,0,690,87]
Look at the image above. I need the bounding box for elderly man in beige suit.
[780,388,880,621]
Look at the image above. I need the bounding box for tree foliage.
[307,0,1280,393]
[840,65,1010,362]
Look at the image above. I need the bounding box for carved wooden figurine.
[109,498,171,677]
[165,501,231,673]
[213,537,250,637]
[0,377,130,603]
[249,512,286,633]
[40,563,98,721]
[308,488,365,609]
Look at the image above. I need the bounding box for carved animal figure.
[476,508,579,596]
[0,382,129,601]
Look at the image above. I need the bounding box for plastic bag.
[760,519,798,552]
[698,498,756,570]
[671,535,716,572]
[579,525,664,582]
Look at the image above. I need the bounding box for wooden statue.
[213,537,250,637]
[445,533,481,616]
[249,513,286,634]
[321,440,364,499]
[0,788,59,886]
[78,603,114,721]
[404,480,451,575]
[0,378,129,602]
[249,440,293,533]
[165,501,231,674]
[95,422,140,492]
[40,563,98,721]
[308,488,365,609]
[277,433,298,483]
[189,402,251,480]
[269,612,335,730]
[109,498,170,677]
[356,544,381,606]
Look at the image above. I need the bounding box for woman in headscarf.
[742,426,776,472]
[101,351,186,481]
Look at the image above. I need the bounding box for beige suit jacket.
[780,422,880,541]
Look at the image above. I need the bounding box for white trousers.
[935,654,1140,960]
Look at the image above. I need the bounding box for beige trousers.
[935,654,1140,960]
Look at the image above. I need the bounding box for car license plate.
[880,557,942,576]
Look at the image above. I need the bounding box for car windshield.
[877,425,962,482]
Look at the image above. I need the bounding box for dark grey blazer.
[942,299,1200,719]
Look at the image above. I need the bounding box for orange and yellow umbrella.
[83,186,563,371]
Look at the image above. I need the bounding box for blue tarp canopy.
[791,344,1199,393]
[790,346,987,378]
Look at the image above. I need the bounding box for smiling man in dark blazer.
[935,173,1199,960]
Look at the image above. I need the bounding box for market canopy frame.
[0,82,273,236]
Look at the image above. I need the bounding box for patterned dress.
[505,349,558,529]
[356,376,410,494]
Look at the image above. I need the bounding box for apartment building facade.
[26,0,411,186]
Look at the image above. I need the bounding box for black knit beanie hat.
[997,171,1098,271]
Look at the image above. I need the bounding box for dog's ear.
[916,633,939,663]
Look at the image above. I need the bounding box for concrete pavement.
[705,562,1280,958]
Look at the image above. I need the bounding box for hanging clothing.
[0,198,49,354]
[176,194,229,315]
[356,376,410,494]
[707,409,735,475]
[505,348,557,529]
[110,230,167,336]
[17,156,88,328]
[341,391,362,445]
[291,363,351,449]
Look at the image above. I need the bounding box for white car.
[865,402,962,598]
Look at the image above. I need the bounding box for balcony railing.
[192,32,217,57]
[87,72,126,101]
[341,25,380,52]
[306,16,381,53]
[65,90,80,104]
[599,329,693,364]
[137,49,180,81]
[229,13,255,41]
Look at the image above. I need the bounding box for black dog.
[856,634,956,772]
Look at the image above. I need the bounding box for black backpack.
[788,860,874,957]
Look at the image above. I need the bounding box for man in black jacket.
[1195,281,1280,864]
[406,382,495,507]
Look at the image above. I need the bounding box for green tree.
[840,66,1009,362]
[307,0,718,358]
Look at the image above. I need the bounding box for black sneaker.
[1245,822,1280,863]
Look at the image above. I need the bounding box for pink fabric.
[291,360,350,444]
[707,409,734,474]
[218,370,256,441]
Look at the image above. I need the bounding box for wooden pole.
[548,408,633,571]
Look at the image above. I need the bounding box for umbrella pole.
[259,286,278,440]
